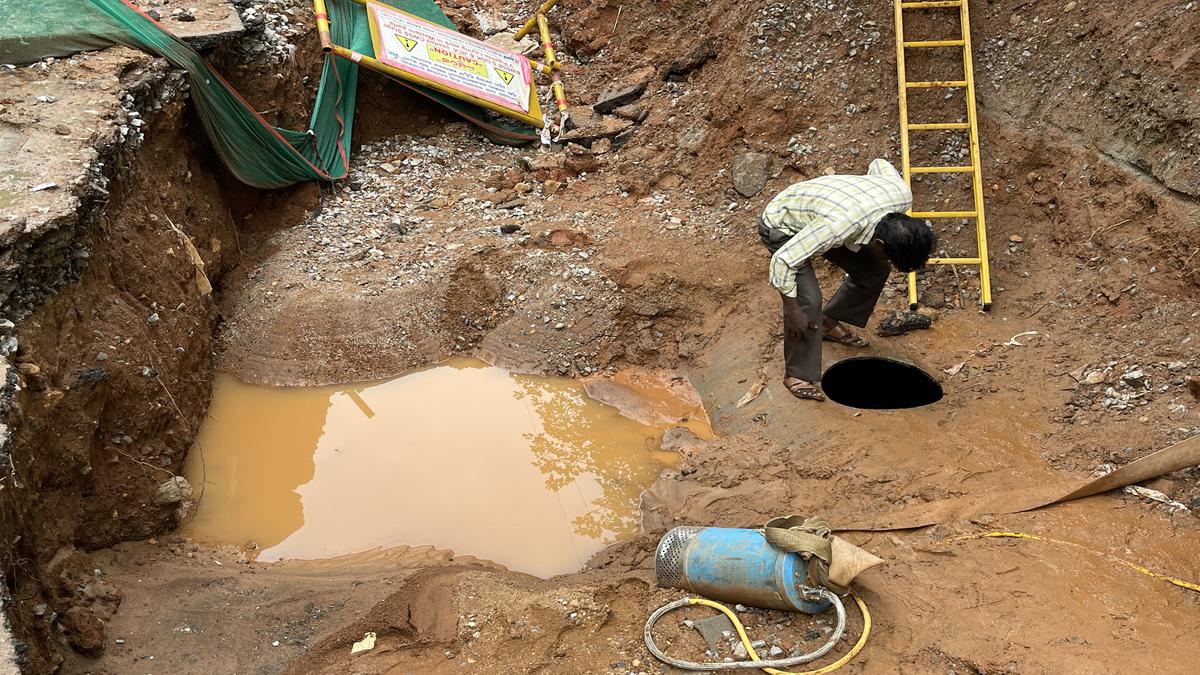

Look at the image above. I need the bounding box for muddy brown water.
[181,358,710,577]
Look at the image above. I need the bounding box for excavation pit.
[182,358,708,578]
[820,357,944,410]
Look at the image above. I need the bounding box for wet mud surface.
[2,0,1198,673]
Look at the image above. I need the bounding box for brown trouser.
[758,218,891,382]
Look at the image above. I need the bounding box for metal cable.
[643,588,846,671]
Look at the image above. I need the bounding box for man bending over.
[757,158,935,401]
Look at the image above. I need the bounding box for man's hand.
[782,294,818,339]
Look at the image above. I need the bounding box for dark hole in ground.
[821,357,943,410]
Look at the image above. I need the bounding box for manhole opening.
[821,357,943,410]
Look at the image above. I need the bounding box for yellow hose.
[687,593,871,675]
[957,532,1200,593]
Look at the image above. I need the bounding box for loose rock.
[593,82,648,115]
[663,39,718,81]
[153,476,194,506]
[731,153,771,197]
[876,310,933,337]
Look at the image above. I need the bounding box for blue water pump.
[654,526,832,614]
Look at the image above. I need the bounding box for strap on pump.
[763,515,845,594]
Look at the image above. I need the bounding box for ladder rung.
[911,211,977,218]
[905,80,968,88]
[929,257,982,265]
[901,1,962,7]
[903,40,965,48]
[908,122,970,130]
[910,165,974,173]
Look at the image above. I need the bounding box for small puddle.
[182,358,710,577]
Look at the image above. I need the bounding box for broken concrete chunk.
[612,103,649,123]
[1120,369,1146,385]
[731,152,772,197]
[875,310,933,337]
[153,476,194,506]
[559,117,633,144]
[592,81,647,114]
[474,11,510,35]
[351,631,377,655]
[692,613,735,650]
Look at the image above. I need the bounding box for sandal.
[822,324,870,348]
[784,378,825,402]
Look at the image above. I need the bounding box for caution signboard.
[365,1,537,125]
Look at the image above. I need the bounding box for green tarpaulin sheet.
[0,0,537,188]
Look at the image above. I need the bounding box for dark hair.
[875,213,936,273]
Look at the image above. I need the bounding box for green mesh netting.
[0,0,536,189]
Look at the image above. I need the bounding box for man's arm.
[867,158,903,181]
[768,216,848,297]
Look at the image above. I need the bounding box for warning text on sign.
[367,2,533,115]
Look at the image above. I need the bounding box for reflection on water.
[182,359,708,577]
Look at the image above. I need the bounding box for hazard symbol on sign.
[394,34,417,51]
[494,68,514,85]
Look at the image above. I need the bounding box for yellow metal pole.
[959,0,992,309]
[894,0,919,309]
[535,13,559,69]
[313,0,333,52]
[532,11,566,123]
[514,0,563,41]
[550,70,568,115]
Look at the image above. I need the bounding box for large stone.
[560,116,633,145]
[677,127,708,155]
[592,82,647,114]
[612,103,649,123]
[731,153,772,197]
[60,607,105,656]
[153,476,194,506]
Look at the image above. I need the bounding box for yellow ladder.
[894,0,992,310]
